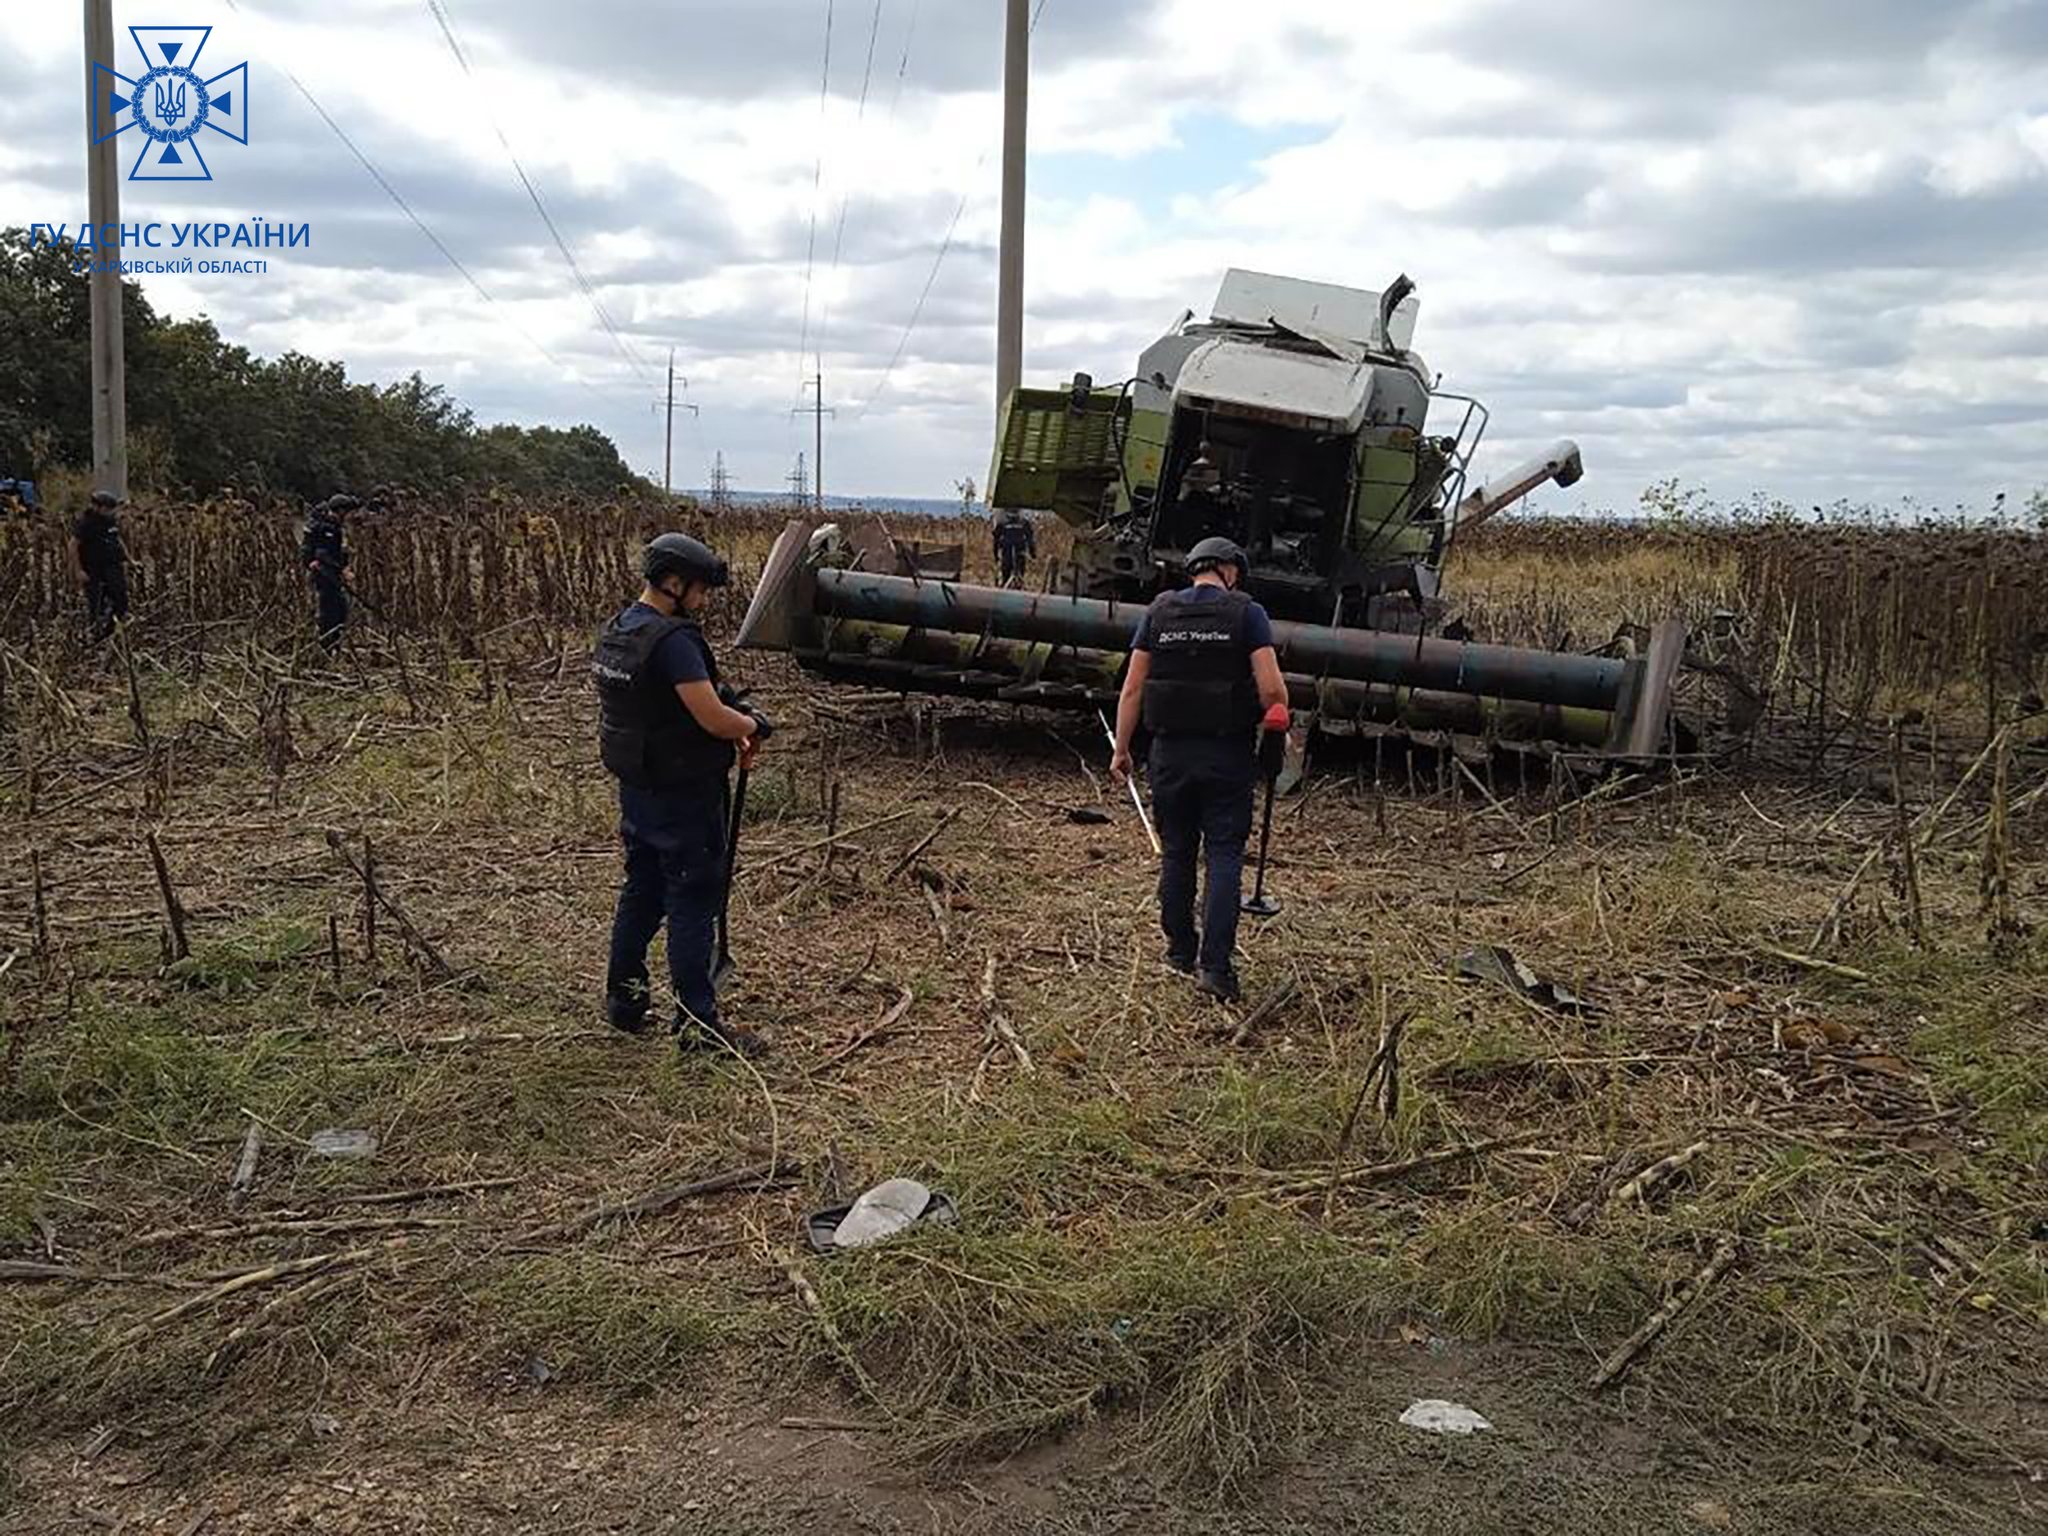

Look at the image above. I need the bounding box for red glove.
[1261,703,1291,733]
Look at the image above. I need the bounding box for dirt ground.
[2,628,2044,1534]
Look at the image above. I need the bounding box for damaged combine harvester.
[740,270,1687,761]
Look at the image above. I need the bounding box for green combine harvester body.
[740,270,1683,758]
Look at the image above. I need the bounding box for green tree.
[0,225,648,503]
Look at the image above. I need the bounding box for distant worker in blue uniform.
[1110,537,1290,1003]
[74,490,130,640]
[301,493,355,651]
[594,533,774,1057]
[992,507,1037,588]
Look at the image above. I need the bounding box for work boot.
[606,985,653,1036]
[674,1012,769,1060]
[1196,968,1242,1004]
[1164,950,1197,977]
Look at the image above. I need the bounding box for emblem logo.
[92,26,250,182]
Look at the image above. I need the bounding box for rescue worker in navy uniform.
[595,533,772,1057]
[74,490,130,639]
[992,507,1036,588]
[1110,537,1290,1002]
[301,494,355,650]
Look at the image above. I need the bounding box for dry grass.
[1,499,2046,1528]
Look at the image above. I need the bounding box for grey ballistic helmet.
[644,531,729,589]
[1185,536,1248,579]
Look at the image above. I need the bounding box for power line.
[216,0,592,386]
[856,181,973,418]
[885,0,923,120]
[422,0,654,383]
[859,0,1049,417]
[817,0,886,351]
[794,0,836,389]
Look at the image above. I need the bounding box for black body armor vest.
[76,511,125,574]
[592,611,734,788]
[1139,586,1259,739]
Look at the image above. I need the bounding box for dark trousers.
[606,783,728,1028]
[1149,740,1255,974]
[85,569,128,638]
[312,573,348,649]
[997,548,1027,586]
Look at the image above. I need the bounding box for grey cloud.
[1566,172,2048,278]
[1429,0,1992,106]
[437,0,1168,104]
[1425,160,1600,229]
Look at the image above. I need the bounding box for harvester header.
[739,269,1684,761]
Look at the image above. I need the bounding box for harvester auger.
[738,269,1687,761]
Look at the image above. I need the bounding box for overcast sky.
[4,0,2046,509]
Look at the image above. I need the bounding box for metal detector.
[712,764,749,987]
[1242,726,1286,918]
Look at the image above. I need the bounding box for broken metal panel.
[1174,337,1376,434]
[988,382,1127,519]
[1212,268,1419,350]
[1617,619,1688,761]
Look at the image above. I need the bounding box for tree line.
[0,226,648,504]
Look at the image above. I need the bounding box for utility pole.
[85,0,128,498]
[995,0,1029,430]
[657,350,697,499]
[709,452,733,513]
[788,453,809,505]
[791,368,836,516]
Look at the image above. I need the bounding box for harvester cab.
[986,270,1584,630]
[740,269,1686,762]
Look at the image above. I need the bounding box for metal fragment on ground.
[806,1180,959,1254]
[1454,944,1597,1014]
[1398,1399,1493,1435]
[833,1178,937,1249]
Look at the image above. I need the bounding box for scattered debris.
[1064,806,1112,825]
[307,1413,341,1437]
[1611,1140,1710,1208]
[777,1416,879,1433]
[1325,1009,1410,1215]
[307,1128,378,1160]
[228,1122,263,1202]
[1454,945,1596,1014]
[520,1355,556,1386]
[1756,941,1872,984]
[1225,981,1301,1047]
[1398,1399,1493,1435]
[1781,1018,1855,1050]
[806,1177,958,1254]
[1590,1239,1741,1389]
[515,1158,799,1246]
[820,985,914,1070]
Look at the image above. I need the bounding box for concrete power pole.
[85,0,128,498]
[792,369,836,516]
[994,0,1029,430]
